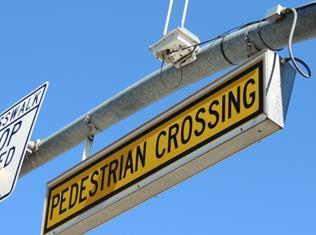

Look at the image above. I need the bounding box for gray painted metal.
[21,3,316,176]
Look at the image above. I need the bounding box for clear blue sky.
[1,1,316,234]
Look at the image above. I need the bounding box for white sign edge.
[0,82,49,202]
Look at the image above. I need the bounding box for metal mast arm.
[21,3,316,176]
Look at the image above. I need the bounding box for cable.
[286,8,311,78]
[160,57,183,89]
[284,57,312,77]
[266,52,278,94]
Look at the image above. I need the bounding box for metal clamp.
[82,116,99,161]
[26,139,42,166]
[26,139,41,156]
[84,116,98,140]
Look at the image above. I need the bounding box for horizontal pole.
[21,3,316,176]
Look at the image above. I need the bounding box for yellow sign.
[43,61,263,234]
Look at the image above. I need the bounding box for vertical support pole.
[181,0,189,28]
[81,116,97,161]
[164,0,174,35]
[82,136,94,161]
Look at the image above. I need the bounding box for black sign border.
[44,61,264,233]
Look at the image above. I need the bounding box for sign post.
[42,50,295,235]
[0,82,48,202]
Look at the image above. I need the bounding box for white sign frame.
[0,82,48,202]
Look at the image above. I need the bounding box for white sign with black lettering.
[0,82,48,202]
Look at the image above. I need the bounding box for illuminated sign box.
[42,50,294,235]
